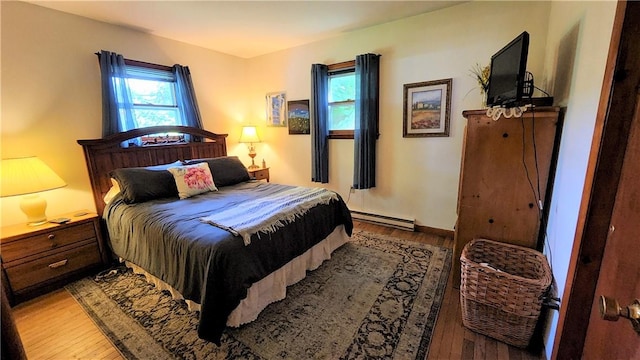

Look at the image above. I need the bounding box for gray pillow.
[110,161,181,204]
[183,156,250,187]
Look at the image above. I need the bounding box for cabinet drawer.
[1,222,96,262]
[5,242,101,292]
[252,169,269,180]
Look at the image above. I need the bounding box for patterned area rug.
[66,230,451,360]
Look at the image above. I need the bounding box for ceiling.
[26,1,465,58]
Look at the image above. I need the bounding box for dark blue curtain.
[98,50,136,138]
[311,64,329,183]
[353,53,380,189]
[173,65,204,130]
[173,65,204,141]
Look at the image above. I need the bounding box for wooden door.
[582,84,640,360]
[553,1,640,358]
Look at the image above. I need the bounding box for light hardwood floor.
[11,221,545,359]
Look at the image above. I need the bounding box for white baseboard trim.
[350,210,415,231]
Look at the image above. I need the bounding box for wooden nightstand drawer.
[1,222,96,263]
[249,167,270,182]
[5,242,102,293]
[1,211,107,304]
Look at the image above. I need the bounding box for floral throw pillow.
[168,163,218,199]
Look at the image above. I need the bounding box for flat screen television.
[486,31,530,108]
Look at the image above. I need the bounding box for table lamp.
[1,157,67,226]
[239,126,261,170]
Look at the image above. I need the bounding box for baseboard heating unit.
[350,210,415,231]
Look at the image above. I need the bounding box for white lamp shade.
[1,157,66,197]
[1,157,67,226]
[239,126,261,144]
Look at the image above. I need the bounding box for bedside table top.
[1,210,98,242]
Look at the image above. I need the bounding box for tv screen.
[486,31,530,108]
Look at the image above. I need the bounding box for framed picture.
[266,91,287,127]
[287,99,310,135]
[403,78,452,137]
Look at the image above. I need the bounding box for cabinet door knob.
[48,259,68,269]
[47,234,55,240]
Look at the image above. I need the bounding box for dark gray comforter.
[103,181,352,345]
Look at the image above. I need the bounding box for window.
[99,51,203,146]
[328,60,355,139]
[311,53,379,185]
[124,63,182,129]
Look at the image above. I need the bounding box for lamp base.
[248,148,259,170]
[20,194,48,226]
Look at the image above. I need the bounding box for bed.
[77,126,353,345]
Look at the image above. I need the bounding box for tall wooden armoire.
[453,107,560,288]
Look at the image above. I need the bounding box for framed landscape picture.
[403,78,452,137]
[287,99,310,135]
[266,91,287,127]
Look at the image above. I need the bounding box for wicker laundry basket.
[460,238,552,348]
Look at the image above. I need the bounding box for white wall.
[0,1,246,226]
[0,0,621,355]
[1,1,552,231]
[242,1,552,230]
[540,1,617,358]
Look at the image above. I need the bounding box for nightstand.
[248,167,270,182]
[0,211,107,305]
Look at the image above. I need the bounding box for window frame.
[123,59,183,130]
[124,58,172,72]
[328,60,355,139]
[120,59,188,144]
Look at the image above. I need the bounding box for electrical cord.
[486,76,559,306]
[534,85,552,97]
[521,115,539,210]
[522,104,557,301]
[345,186,353,205]
[486,72,552,121]
[523,74,556,277]
[531,106,555,275]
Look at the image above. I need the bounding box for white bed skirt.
[124,225,350,327]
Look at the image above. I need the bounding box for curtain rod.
[95,51,173,71]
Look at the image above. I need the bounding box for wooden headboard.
[78,126,228,216]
